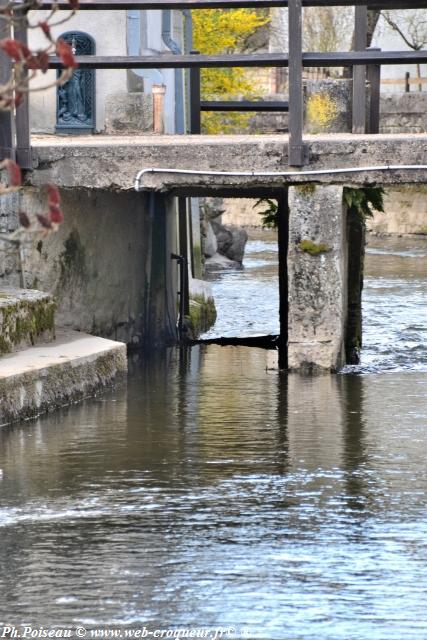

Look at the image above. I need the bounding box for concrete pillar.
[288,185,347,373]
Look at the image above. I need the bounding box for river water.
[0,233,426,639]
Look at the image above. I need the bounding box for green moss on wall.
[299,239,331,256]
[59,229,87,285]
[296,184,317,196]
[0,296,56,356]
[186,294,217,339]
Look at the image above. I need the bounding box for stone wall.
[0,193,21,288]
[1,188,179,347]
[220,185,427,237]
[368,185,427,236]
[380,93,427,135]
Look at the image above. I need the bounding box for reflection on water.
[203,232,427,374]
[0,235,426,638]
[361,236,427,372]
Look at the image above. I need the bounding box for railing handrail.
[47,50,427,69]
[3,0,427,170]
[35,0,427,9]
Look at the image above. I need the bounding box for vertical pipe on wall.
[126,10,164,89]
[161,9,185,134]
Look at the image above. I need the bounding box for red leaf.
[0,38,24,61]
[0,38,32,62]
[27,51,50,73]
[49,204,64,224]
[4,159,22,187]
[39,21,51,38]
[37,51,50,73]
[36,214,53,229]
[56,39,78,68]
[68,0,79,8]
[14,92,24,107]
[46,184,61,206]
[19,211,31,228]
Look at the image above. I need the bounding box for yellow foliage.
[192,9,269,133]
[306,92,339,131]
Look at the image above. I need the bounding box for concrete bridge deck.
[29,133,427,194]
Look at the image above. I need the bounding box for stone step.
[0,287,56,357]
[0,329,127,426]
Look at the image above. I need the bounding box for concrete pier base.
[0,329,127,426]
[288,185,347,372]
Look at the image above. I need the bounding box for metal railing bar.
[35,0,427,9]
[200,100,289,112]
[47,50,427,70]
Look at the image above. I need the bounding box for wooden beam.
[47,50,427,70]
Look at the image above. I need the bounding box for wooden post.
[277,189,289,370]
[189,50,201,134]
[288,0,305,166]
[14,8,32,169]
[352,5,368,134]
[405,71,411,93]
[0,0,15,162]
[367,47,381,134]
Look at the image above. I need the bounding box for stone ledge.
[29,133,427,190]
[0,288,56,356]
[0,329,127,426]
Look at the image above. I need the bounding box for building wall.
[28,10,128,133]
[28,9,186,134]
[368,186,427,236]
[380,93,427,134]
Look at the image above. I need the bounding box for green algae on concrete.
[299,239,331,256]
[186,294,217,339]
[0,329,127,426]
[0,288,56,356]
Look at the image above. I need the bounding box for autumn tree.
[192,8,269,133]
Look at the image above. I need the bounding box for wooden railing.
[1,0,427,169]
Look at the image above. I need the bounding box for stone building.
[28,8,191,134]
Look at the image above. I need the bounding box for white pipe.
[134,165,427,191]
